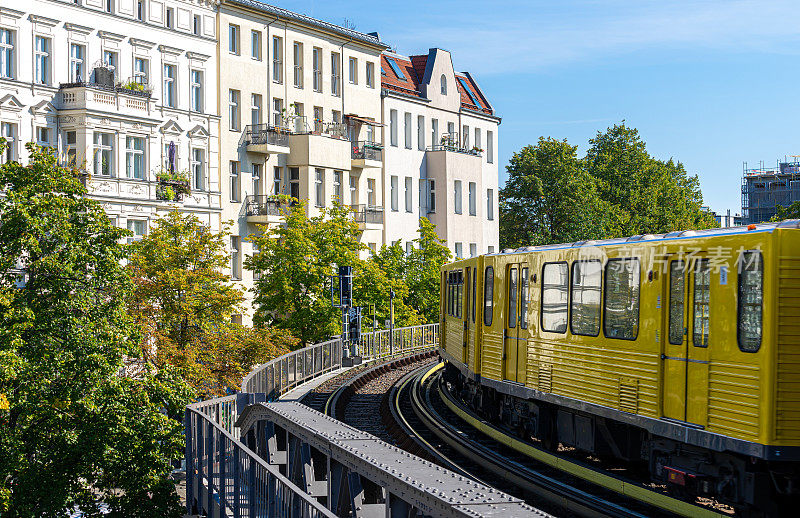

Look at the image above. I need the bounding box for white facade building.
[0,0,221,236]
[381,48,500,258]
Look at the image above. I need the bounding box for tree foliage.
[771,201,800,221]
[500,123,717,249]
[0,144,188,517]
[127,211,294,396]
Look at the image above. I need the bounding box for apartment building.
[0,0,222,236]
[217,0,387,314]
[381,48,500,258]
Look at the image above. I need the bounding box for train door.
[661,256,710,426]
[463,268,470,364]
[504,262,530,383]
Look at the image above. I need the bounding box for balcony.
[351,141,383,169]
[350,204,383,230]
[244,125,291,155]
[288,119,350,170]
[244,195,286,224]
[426,133,483,157]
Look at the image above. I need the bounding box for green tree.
[771,201,800,221]
[0,144,188,517]
[358,242,420,328]
[127,211,292,396]
[500,137,619,249]
[406,218,452,322]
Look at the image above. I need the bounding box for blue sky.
[273,0,800,214]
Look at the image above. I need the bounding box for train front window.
[668,261,685,345]
[541,262,568,333]
[520,267,529,329]
[603,258,640,340]
[570,260,601,336]
[484,266,494,326]
[508,267,518,328]
[692,259,710,348]
[737,251,762,352]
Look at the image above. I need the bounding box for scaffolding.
[741,156,800,224]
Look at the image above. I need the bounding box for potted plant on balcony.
[156,169,190,202]
[471,146,484,155]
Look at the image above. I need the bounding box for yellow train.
[439,222,800,514]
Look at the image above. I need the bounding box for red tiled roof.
[455,73,492,114]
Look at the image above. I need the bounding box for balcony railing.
[351,141,383,161]
[59,78,153,99]
[427,143,482,156]
[244,195,284,217]
[350,204,383,225]
[243,124,290,147]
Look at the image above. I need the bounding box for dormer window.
[441,74,447,95]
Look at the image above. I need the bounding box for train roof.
[490,220,800,256]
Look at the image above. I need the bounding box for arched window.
[440,74,447,95]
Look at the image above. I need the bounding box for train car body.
[439,222,800,512]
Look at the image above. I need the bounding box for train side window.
[570,260,601,336]
[738,251,762,352]
[447,272,452,317]
[520,267,529,329]
[472,267,477,323]
[668,261,685,345]
[484,266,494,326]
[603,258,640,340]
[508,267,518,328]
[541,262,568,333]
[457,270,463,319]
[693,259,710,347]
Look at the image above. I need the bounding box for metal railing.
[244,124,290,147]
[187,323,439,517]
[426,143,482,156]
[244,195,284,217]
[351,140,383,161]
[350,204,383,225]
[59,80,153,99]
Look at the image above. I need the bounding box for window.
[333,170,342,201]
[191,70,203,112]
[520,267,529,329]
[125,136,145,179]
[228,24,239,54]
[35,36,50,85]
[312,47,322,92]
[431,118,438,147]
[349,174,357,203]
[447,121,455,138]
[603,258,640,340]
[405,177,413,212]
[229,89,240,131]
[252,163,261,195]
[0,123,16,164]
[541,262,568,333]
[471,268,477,323]
[404,112,412,149]
[455,242,463,259]
[293,42,303,88]
[289,167,300,198]
[367,178,376,207]
[137,0,145,21]
[406,242,413,256]
[272,36,283,83]
[484,267,494,326]
[229,161,240,202]
[454,180,462,214]
[331,52,340,96]
[349,56,357,84]
[462,125,470,148]
[251,30,261,60]
[134,57,148,85]
[36,127,50,147]
[475,128,481,151]
[105,0,113,13]
[487,189,494,221]
[70,43,85,82]
[468,182,476,216]
[668,261,685,345]
[571,261,602,336]
[313,106,323,133]
[166,7,174,29]
[738,251,762,352]
[315,168,325,207]
[487,130,494,163]
[193,15,201,36]
[440,74,447,95]
[0,30,12,80]
[390,175,398,211]
[246,94,260,127]
[102,50,117,76]
[488,246,495,254]
[163,142,179,171]
[428,180,436,213]
[273,166,282,195]
[366,62,374,88]
[65,130,77,167]
[389,110,398,147]
[508,267,518,328]
[470,243,477,258]
[127,220,146,243]
[692,259,710,347]
[191,148,205,190]
[230,236,241,280]
[417,115,425,150]
[163,64,176,108]
[93,132,114,176]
